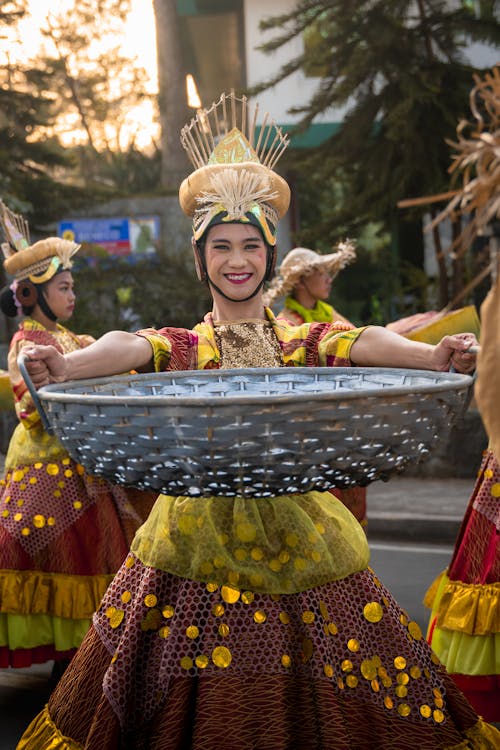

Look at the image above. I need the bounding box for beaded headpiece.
[178,92,291,246]
[0,200,79,283]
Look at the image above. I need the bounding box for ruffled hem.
[427,619,500,679]
[17,705,83,750]
[425,571,500,636]
[15,702,500,750]
[0,568,114,619]
[0,611,91,652]
[449,719,500,749]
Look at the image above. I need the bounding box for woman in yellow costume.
[265,246,367,526]
[17,93,497,749]
[264,244,355,327]
[0,204,155,675]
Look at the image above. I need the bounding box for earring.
[15,280,38,308]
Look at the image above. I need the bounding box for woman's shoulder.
[276,307,305,325]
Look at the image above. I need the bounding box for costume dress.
[17,310,500,749]
[277,297,367,526]
[425,448,500,721]
[0,319,155,668]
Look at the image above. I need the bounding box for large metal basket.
[19,361,473,498]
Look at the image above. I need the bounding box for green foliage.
[69,249,211,338]
[254,0,499,313]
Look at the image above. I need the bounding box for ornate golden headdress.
[178,92,291,246]
[0,200,79,283]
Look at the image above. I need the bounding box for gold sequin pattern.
[94,556,452,728]
[213,320,283,369]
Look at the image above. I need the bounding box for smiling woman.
[14,91,499,750]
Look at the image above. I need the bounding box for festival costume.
[269,244,367,526]
[0,208,155,668]
[424,68,500,724]
[17,93,500,749]
[425,290,499,722]
[425,448,500,722]
[0,320,155,668]
[278,296,347,325]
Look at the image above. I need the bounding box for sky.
[9,0,157,81]
[1,0,159,147]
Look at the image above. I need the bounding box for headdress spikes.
[179,92,291,246]
[0,199,80,283]
[0,200,31,259]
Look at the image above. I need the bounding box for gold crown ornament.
[0,200,79,283]
[179,92,291,246]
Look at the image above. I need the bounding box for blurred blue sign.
[58,216,160,256]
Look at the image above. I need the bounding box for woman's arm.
[350,326,477,374]
[23,331,154,388]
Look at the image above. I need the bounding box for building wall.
[244,0,347,129]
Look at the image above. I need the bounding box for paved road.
[0,662,51,749]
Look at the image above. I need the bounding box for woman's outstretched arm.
[23,331,154,388]
[350,326,477,374]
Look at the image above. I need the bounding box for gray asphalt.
[366,474,472,545]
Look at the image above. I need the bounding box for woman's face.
[298,268,332,301]
[203,222,268,301]
[41,270,76,321]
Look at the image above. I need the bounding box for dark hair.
[0,283,39,318]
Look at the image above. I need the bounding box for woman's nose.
[227,248,246,266]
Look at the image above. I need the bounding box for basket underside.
[38,367,472,497]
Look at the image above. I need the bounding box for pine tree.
[0,1,86,225]
[253,0,500,312]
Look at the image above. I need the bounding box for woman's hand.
[23,345,68,388]
[431,333,478,374]
[350,326,479,373]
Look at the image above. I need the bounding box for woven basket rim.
[37,366,473,408]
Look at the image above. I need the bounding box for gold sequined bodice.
[213,319,283,369]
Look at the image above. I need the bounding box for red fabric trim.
[451,673,500,722]
[155,327,197,371]
[0,644,76,668]
[11,327,65,354]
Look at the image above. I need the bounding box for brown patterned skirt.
[17,554,500,749]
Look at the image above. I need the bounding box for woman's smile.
[225,272,254,284]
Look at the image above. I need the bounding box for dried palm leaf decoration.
[179,92,291,245]
[427,66,500,260]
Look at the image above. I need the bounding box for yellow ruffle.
[15,706,500,749]
[426,571,500,636]
[0,611,90,651]
[0,568,113,619]
[446,719,500,749]
[3,422,66,468]
[16,705,83,750]
[424,569,443,610]
[131,490,370,594]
